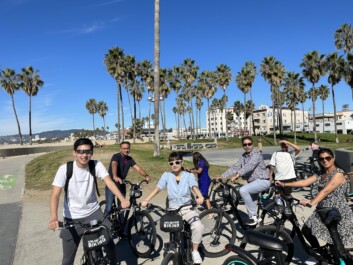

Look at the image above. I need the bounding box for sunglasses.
[168,160,182,166]
[76,149,93,155]
[318,156,333,162]
[243,143,252,147]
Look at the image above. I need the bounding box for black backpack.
[64,160,101,199]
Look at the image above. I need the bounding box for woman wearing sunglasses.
[275,148,353,264]
[141,152,204,264]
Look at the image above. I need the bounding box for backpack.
[64,160,101,199]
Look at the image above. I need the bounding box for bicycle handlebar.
[123,179,149,186]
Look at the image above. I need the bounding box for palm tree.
[233,100,244,137]
[215,64,232,139]
[260,56,285,144]
[0,68,23,145]
[335,23,353,101]
[97,101,108,140]
[86,99,98,138]
[324,52,345,143]
[317,84,330,121]
[283,72,305,143]
[342,104,350,111]
[153,0,161,156]
[300,51,327,141]
[19,66,44,145]
[298,88,308,132]
[210,98,220,138]
[236,61,257,135]
[104,47,126,143]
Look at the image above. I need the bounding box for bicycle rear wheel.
[222,255,256,265]
[199,209,237,257]
[128,210,156,258]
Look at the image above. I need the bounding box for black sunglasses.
[318,156,333,162]
[243,143,252,147]
[76,149,93,155]
[168,160,182,166]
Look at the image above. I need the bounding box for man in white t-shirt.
[269,139,301,196]
[48,138,130,265]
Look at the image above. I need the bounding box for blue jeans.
[104,182,126,215]
[239,178,271,218]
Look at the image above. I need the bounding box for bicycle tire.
[222,255,256,265]
[242,225,294,265]
[199,208,237,258]
[160,252,178,265]
[127,210,156,258]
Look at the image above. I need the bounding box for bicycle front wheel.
[199,208,237,258]
[128,210,156,258]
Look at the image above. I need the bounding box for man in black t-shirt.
[104,141,151,215]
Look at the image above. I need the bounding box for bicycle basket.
[82,225,112,250]
[160,212,183,233]
[129,185,142,198]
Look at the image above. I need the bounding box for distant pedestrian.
[186,152,212,210]
[257,137,263,152]
[309,139,320,159]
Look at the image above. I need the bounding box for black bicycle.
[222,229,287,265]
[149,203,199,265]
[58,215,114,265]
[99,179,156,258]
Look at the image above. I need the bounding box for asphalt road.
[4,146,315,265]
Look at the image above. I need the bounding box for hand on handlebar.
[121,199,130,209]
[299,198,312,207]
[196,196,204,206]
[113,176,123,184]
[141,200,149,208]
[230,175,239,183]
[275,180,285,187]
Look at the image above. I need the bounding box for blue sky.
[1,0,352,136]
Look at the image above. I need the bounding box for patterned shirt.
[221,149,268,182]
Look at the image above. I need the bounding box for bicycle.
[57,214,115,265]
[99,179,156,258]
[259,187,353,264]
[149,203,199,265]
[199,179,292,259]
[222,229,287,265]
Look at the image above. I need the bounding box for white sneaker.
[246,216,258,226]
[305,256,318,265]
[192,250,202,264]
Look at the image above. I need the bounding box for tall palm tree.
[210,98,220,138]
[0,68,23,145]
[283,72,305,143]
[344,53,353,101]
[236,62,257,135]
[153,0,161,156]
[300,51,327,141]
[104,47,126,143]
[215,64,232,139]
[324,52,345,143]
[19,66,44,145]
[97,101,108,140]
[335,23,353,101]
[260,56,285,144]
[86,98,98,138]
[317,84,330,121]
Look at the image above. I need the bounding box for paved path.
[7,147,315,265]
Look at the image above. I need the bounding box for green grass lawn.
[25,133,353,191]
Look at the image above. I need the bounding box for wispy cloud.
[93,0,123,7]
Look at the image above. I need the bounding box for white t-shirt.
[269,151,297,181]
[52,160,109,219]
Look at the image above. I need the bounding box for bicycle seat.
[244,230,286,252]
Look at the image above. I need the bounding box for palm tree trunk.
[120,85,125,141]
[207,99,211,139]
[148,100,151,141]
[11,95,23,145]
[243,93,247,133]
[250,89,255,136]
[293,109,297,144]
[311,83,317,142]
[271,87,277,144]
[331,85,339,143]
[116,83,121,144]
[29,95,33,145]
[103,117,107,140]
[153,0,161,157]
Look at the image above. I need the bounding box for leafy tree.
[318,84,330,120]
[342,104,350,111]
[19,66,44,145]
[0,68,23,145]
